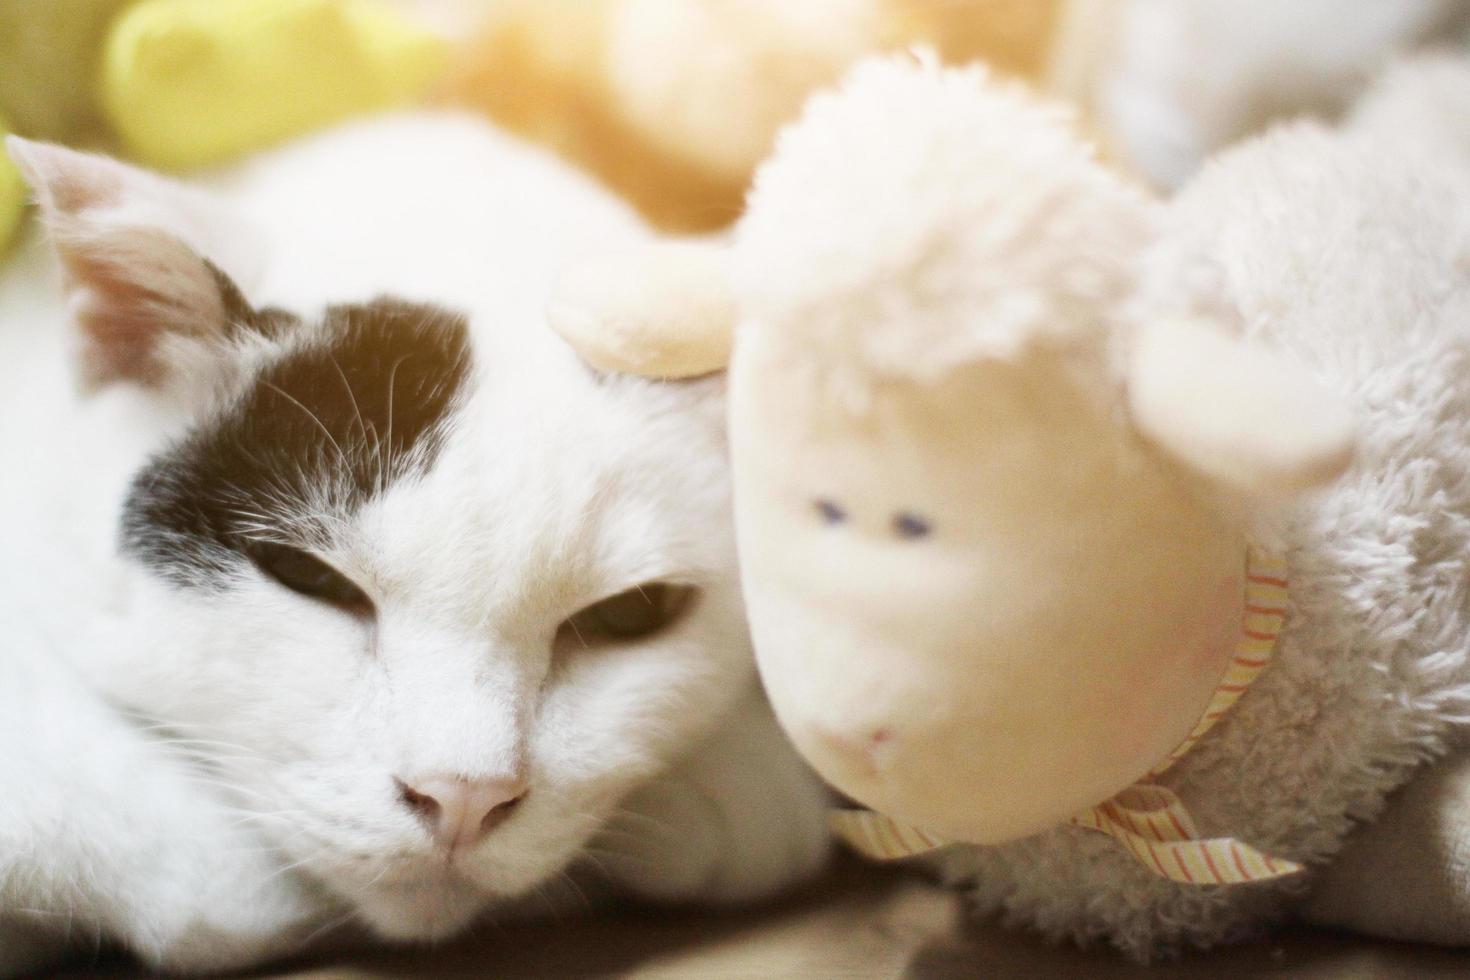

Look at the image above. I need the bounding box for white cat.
[0,114,829,976]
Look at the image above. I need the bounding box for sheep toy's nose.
[396,774,528,851]
[813,725,899,776]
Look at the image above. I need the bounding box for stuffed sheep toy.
[549,52,1470,957]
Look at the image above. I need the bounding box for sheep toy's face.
[728,333,1259,843]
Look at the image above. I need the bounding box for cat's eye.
[558,583,695,649]
[249,541,373,616]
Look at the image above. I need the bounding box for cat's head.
[10,132,749,939]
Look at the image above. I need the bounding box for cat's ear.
[6,136,268,392]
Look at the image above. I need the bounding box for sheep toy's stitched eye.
[893,512,933,540]
[815,499,847,525]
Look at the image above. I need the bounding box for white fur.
[737,53,1154,386]
[945,61,1470,957]
[1101,0,1470,186]
[0,113,827,976]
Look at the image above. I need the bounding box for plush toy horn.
[547,241,737,378]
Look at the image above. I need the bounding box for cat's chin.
[349,869,492,943]
[304,816,588,943]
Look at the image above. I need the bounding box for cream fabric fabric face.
[831,550,1303,886]
[732,342,1252,845]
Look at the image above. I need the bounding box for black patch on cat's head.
[122,296,473,589]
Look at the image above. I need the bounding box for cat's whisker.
[520,880,568,924]
[326,350,371,448]
[154,741,268,763]
[125,722,270,759]
[606,806,682,838]
[297,908,359,950]
[572,847,624,880]
[222,809,310,830]
[258,380,352,473]
[178,776,278,803]
[580,843,661,874]
[550,868,596,918]
[361,861,394,890]
[378,353,411,495]
[11,907,77,920]
[259,848,329,887]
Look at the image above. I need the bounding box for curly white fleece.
[938,57,1470,959]
[735,53,1157,386]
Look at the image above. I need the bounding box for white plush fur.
[940,69,1470,957]
[959,61,1470,957]
[0,114,827,976]
[1101,0,1470,187]
[733,54,1470,959]
[736,51,1153,387]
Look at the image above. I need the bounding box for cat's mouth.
[343,843,492,888]
[350,867,490,942]
[291,843,495,941]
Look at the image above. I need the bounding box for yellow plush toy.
[101,0,448,169]
[0,120,24,254]
[440,0,1082,232]
[0,0,137,144]
[0,0,448,254]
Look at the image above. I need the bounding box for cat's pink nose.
[396,774,529,851]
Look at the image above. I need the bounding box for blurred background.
[1,0,1468,257]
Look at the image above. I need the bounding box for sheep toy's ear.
[547,241,737,379]
[1128,317,1356,496]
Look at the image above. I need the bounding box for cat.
[0,113,829,976]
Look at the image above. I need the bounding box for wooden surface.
[53,858,1470,979]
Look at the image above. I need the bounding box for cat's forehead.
[122,289,729,601]
[122,294,473,586]
[365,322,734,610]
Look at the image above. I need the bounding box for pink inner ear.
[6,138,125,214]
[8,136,238,390]
[57,226,226,389]
[39,161,123,215]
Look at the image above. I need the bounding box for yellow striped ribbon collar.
[831,549,1304,886]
